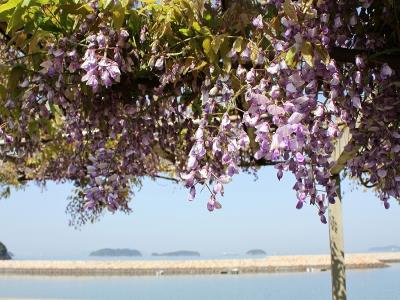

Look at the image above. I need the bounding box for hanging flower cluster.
[0,0,399,225]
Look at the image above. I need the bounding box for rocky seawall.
[0,252,398,276]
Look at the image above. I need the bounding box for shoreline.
[0,252,399,277]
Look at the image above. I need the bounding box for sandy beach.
[0,252,399,276]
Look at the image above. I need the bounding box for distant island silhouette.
[246,249,267,256]
[89,248,142,257]
[368,245,400,252]
[152,250,200,257]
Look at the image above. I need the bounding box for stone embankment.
[0,252,398,276]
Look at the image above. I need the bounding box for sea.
[0,260,399,300]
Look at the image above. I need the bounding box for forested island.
[152,251,200,257]
[0,242,11,260]
[89,248,142,257]
[246,249,267,256]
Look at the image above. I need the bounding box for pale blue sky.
[0,168,399,259]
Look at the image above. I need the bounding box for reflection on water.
[0,264,399,300]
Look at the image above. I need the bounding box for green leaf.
[28,120,39,136]
[223,56,231,73]
[179,28,191,36]
[0,0,22,14]
[202,37,211,54]
[200,26,211,36]
[192,21,201,33]
[120,0,129,7]
[301,0,313,12]
[211,35,223,54]
[0,84,6,101]
[127,11,141,37]
[100,0,113,9]
[315,43,330,65]
[112,4,126,29]
[283,0,298,22]
[191,98,202,116]
[285,46,298,68]
[28,29,46,54]
[232,37,243,52]
[8,64,24,90]
[21,0,30,7]
[60,3,93,15]
[6,3,24,33]
[36,0,52,4]
[193,60,208,71]
[301,41,313,67]
[37,14,61,32]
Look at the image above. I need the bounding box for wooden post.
[328,175,347,300]
[328,127,357,300]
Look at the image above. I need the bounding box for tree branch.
[153,174,179,182]
[330,47,400,69]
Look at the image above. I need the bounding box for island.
[0,241,11,260]
[89,248,142,257]
[246,249,267,256]
[368,245,400,252]
[152,250,200,257]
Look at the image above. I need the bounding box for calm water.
[0,264,399,300]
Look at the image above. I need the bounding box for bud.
[188,186,196,201]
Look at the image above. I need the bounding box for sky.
[0,168,399,259]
